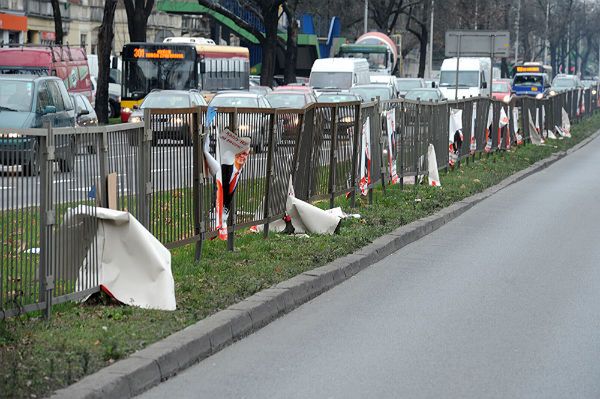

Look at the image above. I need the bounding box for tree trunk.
[260,5,279,87]
[50,0,63,45]
[96,0,118,124]
[283,11,298,85]
[124,0,155,43]
[417,31,427,78]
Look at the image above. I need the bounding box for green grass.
[109,117,122,125]
[1,114,600,398]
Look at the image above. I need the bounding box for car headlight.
[549,90,556,97]
[535,93,543,100]
[0,132,22,138]
[173,117,184,126]
[503,95,511,103]
[339,116,354,123]
[129,116,142,123]
[122,107,132,114]
[238,124,251,133]
[593,90,597,95]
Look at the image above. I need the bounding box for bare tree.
[50,0,64,45]
[405,0,429,77]
[196,0,285,87]
[283,0,299,84]
[96,0,118,124]
[370,0,419,35]
[123,0,155,42]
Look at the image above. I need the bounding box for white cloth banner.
[561,108,572,137]
[428,143,441,187]
[470,102,477,154]
[386,109,399,184]
[359,116,372,195]
[484,104,493,153]
[71,206,175,311]
[528,110,544,145]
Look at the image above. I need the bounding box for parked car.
[249,85,273,96]
[316,92,362,103]
[350,84,394,102]
[549,74,584,95]
[394,78,426,97]
[0,75,76,175]
[491,79,513,102]
[265,91,316,108]
[209,91,272,152]
[70,92,98,154]
[404,88,446,101]
[128,89,207,146]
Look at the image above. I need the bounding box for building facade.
[0,0,210,57]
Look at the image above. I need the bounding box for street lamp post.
[364,0,368,34]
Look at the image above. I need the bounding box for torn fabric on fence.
[69,206,175,311]
[528,109,544,145]
[499,106,510,150]
[513,107,523,145]
[561,108,572,137]
[470,102,477,154]
[448,108,463,167]
[386,109,399,184]
[359,116,372,195]
[204,128,251,240]
[484,104,493,153]
[427,143,441,187]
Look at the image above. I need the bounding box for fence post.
[329,105,338,209]
[398,103,404,189]
[193,108,203,262]
[39,120,55,319]
[415,101,421,186]
[227,110,238,251]
[262,110,277,238]
[350,103,361,207]
[97,128,109,208]
[138,108,152,229]
[376,99,387,196]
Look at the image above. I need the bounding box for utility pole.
[514,0,521,64]
[428,0,434,78]
[543,1,549,65]
[567,24,571,73]
[364,0,368,34]
[474,0,478,30]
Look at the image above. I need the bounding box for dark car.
[0,75,76,175]
[70,92,98,154]
[128,89,207,146]
[350,84,395,102]
[394,78,426,97]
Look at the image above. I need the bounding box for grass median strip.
[2,114,600,398]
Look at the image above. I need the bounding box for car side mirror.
[42,105,57,115]
[482,82,488,89]
[431,82,436,88]
[78,109,90,117]
[133,104,139,110]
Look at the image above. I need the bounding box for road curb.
[50,130,600,399]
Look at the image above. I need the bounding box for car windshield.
[317,94,359,102]
[309,72,353,89]
[210,96,259,107]
[492,82,510,92]
[395,79,423,90]
[265,93,306,108]
[513,75,543,86]
[350,87,391,101]
[141,93,191,108]
[0,80,34,112]
[553,78,576,88]
[439,71,480,88]
[404,90,440,101]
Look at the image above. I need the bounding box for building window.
[81,33,87,49]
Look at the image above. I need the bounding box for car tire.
[22,139,39,177]
[108,100,118,119]
[59,137,76,173]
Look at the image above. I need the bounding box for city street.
[140,135,600,399]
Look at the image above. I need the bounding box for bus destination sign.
[133,48,185,59]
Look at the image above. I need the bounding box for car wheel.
[22,139,39,177]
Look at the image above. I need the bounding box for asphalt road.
[139,134,600,399]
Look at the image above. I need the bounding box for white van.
[438,57,491,100]
[309,58,370,91]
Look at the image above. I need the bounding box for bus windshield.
[514,74,543,86]
[123,58,195,100]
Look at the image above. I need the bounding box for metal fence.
[1,87,597,319]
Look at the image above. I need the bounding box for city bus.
[120,41,250,121]
[511,62,552,97]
